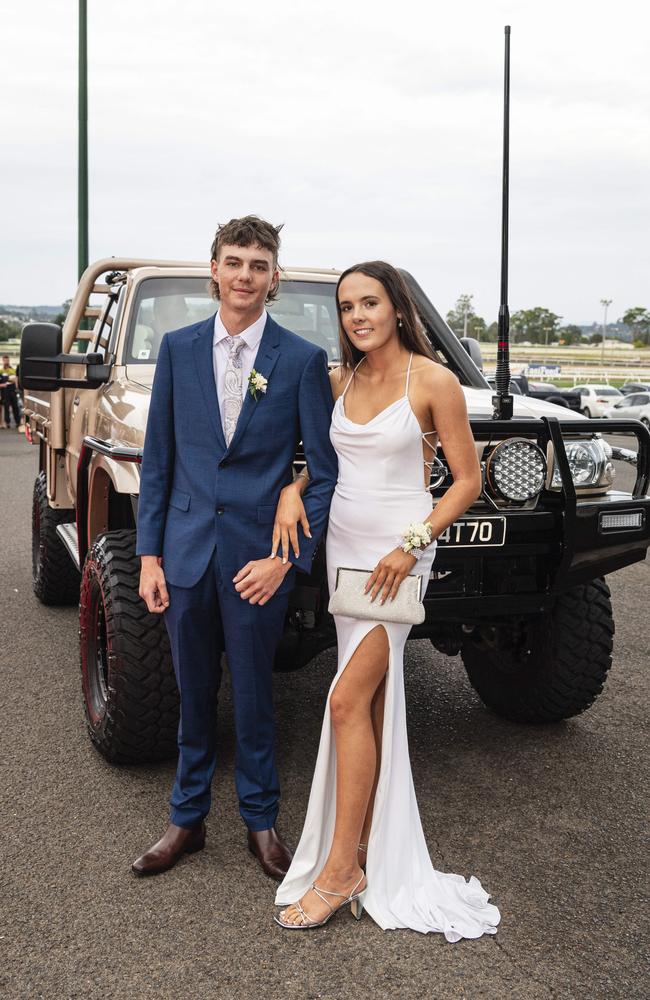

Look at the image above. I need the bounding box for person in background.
[1,355,21,431]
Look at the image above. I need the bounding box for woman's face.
[337,273,400,354]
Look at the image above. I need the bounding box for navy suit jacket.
[136,313,338,591]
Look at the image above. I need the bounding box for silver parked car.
[605,391,650,427]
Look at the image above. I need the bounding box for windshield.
[125,276,341,364]
[595,388,622,396]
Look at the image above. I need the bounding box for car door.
[622,393,643,417]
[635,393,650,423]
[610,395,635,418]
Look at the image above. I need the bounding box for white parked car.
[573,384,623,418]
[604,390,650,427]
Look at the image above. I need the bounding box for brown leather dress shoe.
[131,821,206,877]
[247,827,293,880]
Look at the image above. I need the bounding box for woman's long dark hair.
[335,261,437,371]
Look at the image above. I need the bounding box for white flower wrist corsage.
[248,369,268,400]
[396,521,433,560]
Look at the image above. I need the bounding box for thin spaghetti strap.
[341,357,366,399]
[405,352,414,397]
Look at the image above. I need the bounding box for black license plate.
[436,516,506,548]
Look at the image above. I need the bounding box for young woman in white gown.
[273,262,501,940]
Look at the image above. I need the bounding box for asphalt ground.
[1,430,648,1000]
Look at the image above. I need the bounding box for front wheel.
[79,529,179,763]
[581,407,592,418]
[461,579,614,723]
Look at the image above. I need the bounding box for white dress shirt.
[212,309,267,430]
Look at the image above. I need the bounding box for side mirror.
[459,337,483,372]
[19,323,112,391]
[20,323,62,391]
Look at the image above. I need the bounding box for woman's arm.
[270,353,338,565]
[271,468,311,563]
[421,365,482,536]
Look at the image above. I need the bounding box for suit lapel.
[225,314,281,455]
[192,315,227,452]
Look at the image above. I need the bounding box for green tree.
[509,307,562,345]
[621,307,650,346]
[0,318,22,342]
[446,294,487,340]
[559,324,583,345]
[55,299,72,327]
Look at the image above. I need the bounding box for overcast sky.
[2,0,648,324]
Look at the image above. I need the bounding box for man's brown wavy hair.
[209,215,283,302]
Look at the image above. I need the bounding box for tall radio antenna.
[492,25,514,420]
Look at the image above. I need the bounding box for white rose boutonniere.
[248,369,268,401]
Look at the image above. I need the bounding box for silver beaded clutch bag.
[328,568,426,625]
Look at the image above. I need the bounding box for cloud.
[0,0,648,323]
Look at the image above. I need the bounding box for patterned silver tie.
[223,336,247,445]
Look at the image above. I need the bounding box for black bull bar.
[416,415,650,622]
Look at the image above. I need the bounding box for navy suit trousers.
[164,552,290,831]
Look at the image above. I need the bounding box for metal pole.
[600,298,612,371]
[78,0,88,279]
[492,25,514,420]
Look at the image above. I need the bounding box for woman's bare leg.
[358,676,385,864]
[280,626,389,925]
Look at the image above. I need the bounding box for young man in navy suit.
[133,216,337,878]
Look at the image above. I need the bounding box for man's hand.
[139,555,170,613]
[233,557,292,605]
[271,481,311,564]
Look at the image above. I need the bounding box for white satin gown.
[276,355,501,941]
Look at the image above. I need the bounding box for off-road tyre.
[32,471,80,605]
[461,578,614,723]
[546,395,569,408]
[79,528,179,763]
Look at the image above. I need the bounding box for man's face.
[2,357,9,368]
[211,242,278,318]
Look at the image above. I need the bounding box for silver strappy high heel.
[358,843,368,870]
[274,873,367,929]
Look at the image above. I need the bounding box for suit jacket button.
[217,506,225,515]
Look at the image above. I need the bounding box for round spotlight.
[486,437,547,502]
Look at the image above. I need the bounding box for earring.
[398,318,403,329]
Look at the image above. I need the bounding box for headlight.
[551,438,615,489]
[486,438,547,501]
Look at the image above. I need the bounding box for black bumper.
[416,415,650,623]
